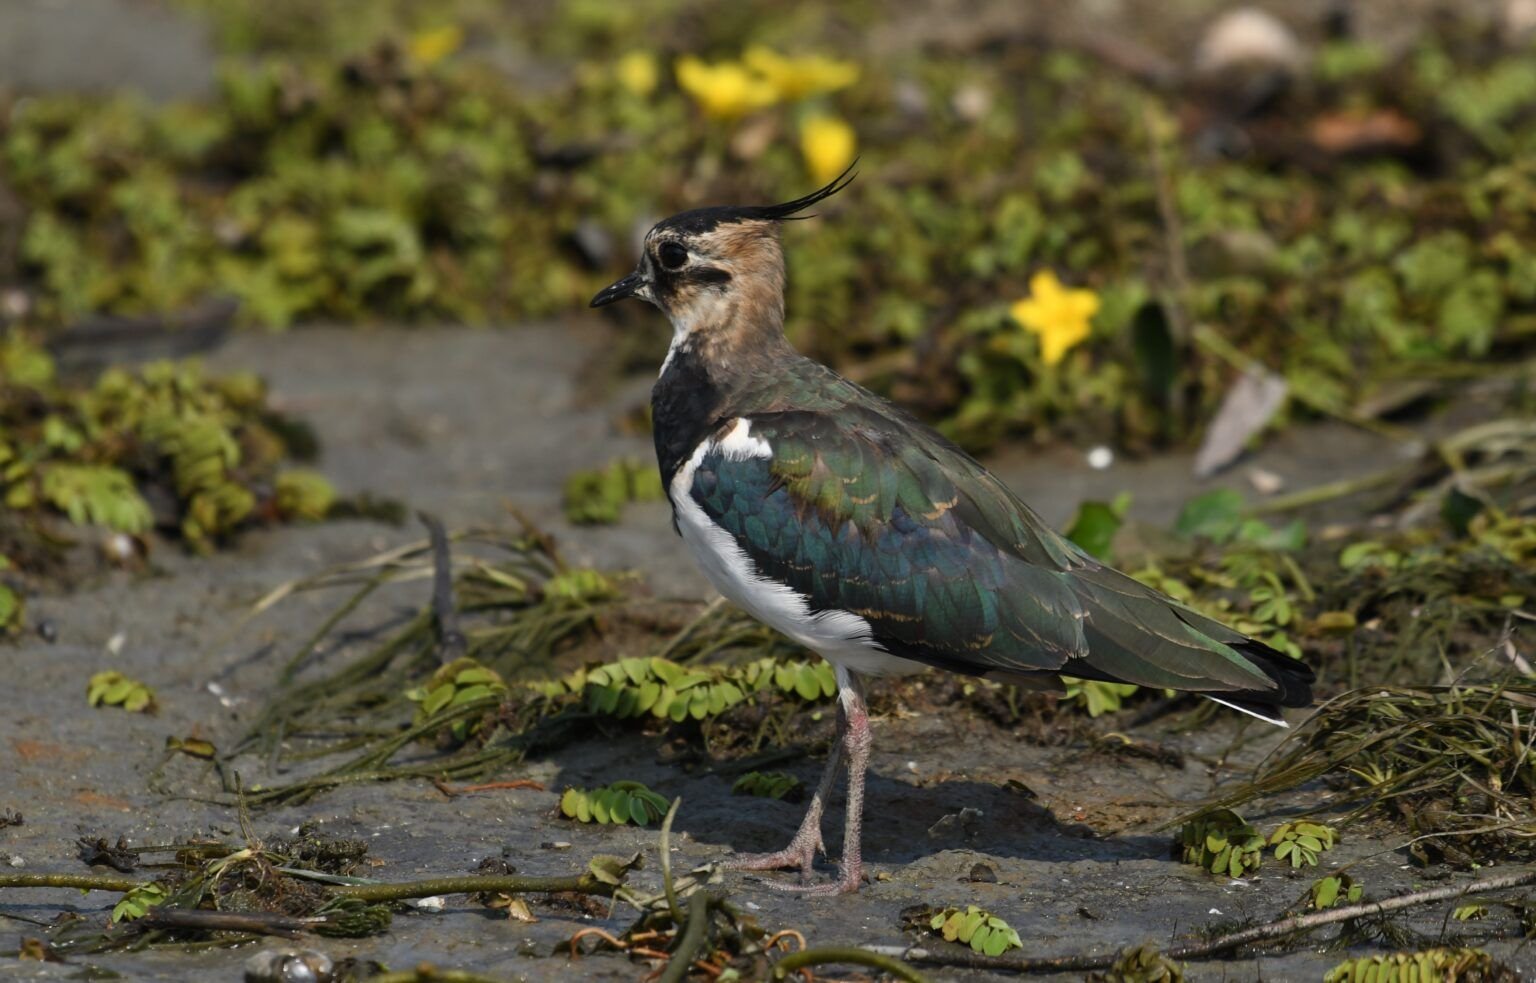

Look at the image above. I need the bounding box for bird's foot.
[758,861,863,895]
[721,836,821,879]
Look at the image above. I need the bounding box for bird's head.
[590,164,855,357]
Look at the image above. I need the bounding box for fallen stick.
[0,871,616,904]
[0,873,142,893]
[864,867,1536,973]
[329,872,617,903]
[139,907,308,937]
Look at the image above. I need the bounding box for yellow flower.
[408,25,464,68]
[615,51,658,96]
[1009,271,1100,366]
[675,56,779,120]
[800,114,856,184]
[743,46,859,101]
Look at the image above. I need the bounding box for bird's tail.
[1203,638,1315,726]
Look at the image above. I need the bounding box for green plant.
[1193,682,1536,867]
[37,464,152,533]
[87,671,157,713]
[3,15,1532,455]
[1061,677,1140,716]
[274,469,337,520]
[1268,820,1338,868]
[731,771,804,801]
[1311,874,1363,910]
[1064,492,1130,562]
[0,558,22,636]
[927,905,1023,956]
[1323,947,1507,982]
[559,781,670,826]
[404,657,508,742]
[1097,943,1184,982]
[0,337,328,552]
[110,882,168,923]
[562,457,663,525]
[1178,809,1264,878]
[542,568,620,603]
[545,655,838,723]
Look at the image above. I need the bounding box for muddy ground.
[3,322,1531,981]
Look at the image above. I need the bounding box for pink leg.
[723,708,844,879]
[758,669,871,895]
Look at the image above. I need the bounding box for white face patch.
[668,421,926,678]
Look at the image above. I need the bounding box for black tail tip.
[1238,639,1316,709]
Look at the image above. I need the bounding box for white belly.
[670,420,927,678]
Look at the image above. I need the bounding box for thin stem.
[657,892,711,983]
[659,797,683,926]
[773,946,929,982]
[279,572,386,684]
[1250,465,1411,515]
[331,873,615,903]
[0,873,143,892]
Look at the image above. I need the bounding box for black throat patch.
[651,343,726,488]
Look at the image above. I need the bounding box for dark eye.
[657,241,689,270]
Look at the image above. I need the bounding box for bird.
[589,165,1314,895]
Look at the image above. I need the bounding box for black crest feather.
[651,160,858,236]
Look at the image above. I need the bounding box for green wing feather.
[690,394,1307,704]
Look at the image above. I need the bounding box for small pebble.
[967,862,998,883]
[242,948,334,983]
[1086,446,1114,470]
[36,619,57,643]
[1247,467,1284,495]
[103,532,138,565]
[8,855,24,868]
[951,84,992,122]
[0,289,31,320]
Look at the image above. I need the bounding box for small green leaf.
[111,882,168,923]
[1065,500,1124,561]
[86,671,156,714]
[560,781,669,826]
[925,906,1022,955]
[1173,489,1246,542]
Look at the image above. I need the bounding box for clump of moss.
[0,336,332,556]
[563,457,662,525]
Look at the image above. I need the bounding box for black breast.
[651,345,725,486]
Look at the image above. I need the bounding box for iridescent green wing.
[690,405,1293,699]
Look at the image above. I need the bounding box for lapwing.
[590,166,1314,895]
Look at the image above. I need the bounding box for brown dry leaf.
[496,895,537,923]
[1310,108,1422,154]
